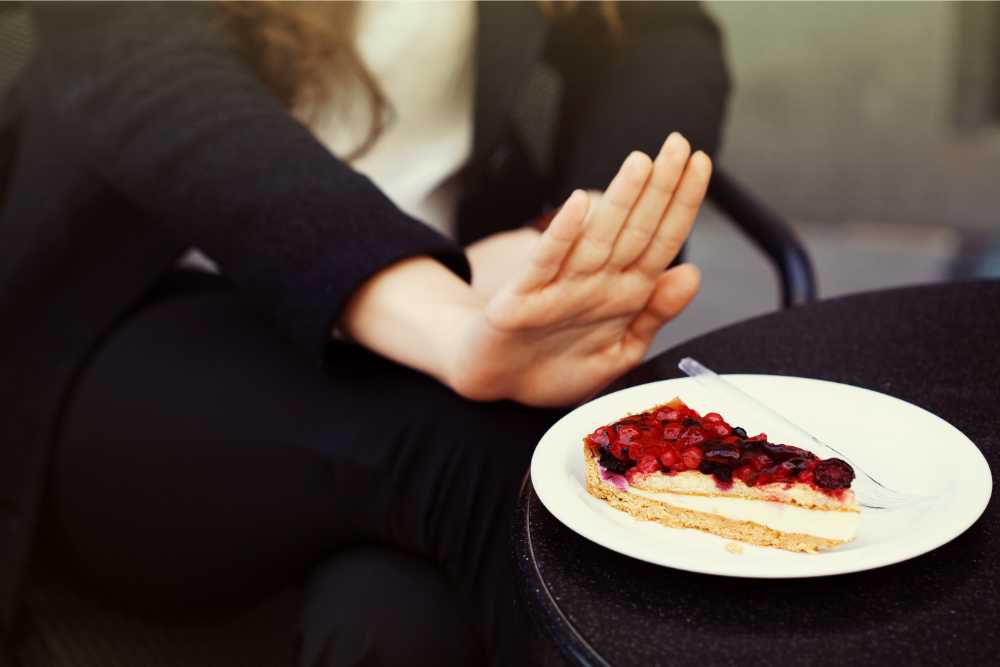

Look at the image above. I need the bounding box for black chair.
[0,5,816,666]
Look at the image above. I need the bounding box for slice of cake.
[583,397,859,552]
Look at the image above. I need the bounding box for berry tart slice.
[584,397,859,552]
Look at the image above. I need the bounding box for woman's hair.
[216,1,620,160]
[216,1,386,160]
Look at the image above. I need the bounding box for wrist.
[341,255,488,389]
[443,301,523,403]
[435,298,491,396]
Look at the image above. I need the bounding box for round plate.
[530,375,992,578]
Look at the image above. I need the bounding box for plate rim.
[529,374,993,579]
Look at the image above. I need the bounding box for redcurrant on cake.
[583,397,859,552]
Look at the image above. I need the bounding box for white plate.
[530,375,992,578]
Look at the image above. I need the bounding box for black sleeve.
[28,1,470,360]
[543,1,731,202]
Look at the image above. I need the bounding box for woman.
[0,1,729,664]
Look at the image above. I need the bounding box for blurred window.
[955,1,1000,131]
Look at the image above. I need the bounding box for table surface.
[514,280,1000,667]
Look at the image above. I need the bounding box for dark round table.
[514,280,1000,666]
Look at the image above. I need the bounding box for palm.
[453,134,713,406]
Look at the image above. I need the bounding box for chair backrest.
[507,60,817,307]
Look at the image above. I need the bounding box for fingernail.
[625,151,650,173]
[569,189,589,209]
[665,132,683,150]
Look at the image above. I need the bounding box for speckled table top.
[514,280,1000,667]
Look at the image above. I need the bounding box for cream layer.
[625,485,860,542]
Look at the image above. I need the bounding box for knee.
[298,547,482,667]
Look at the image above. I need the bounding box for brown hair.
[216,1,620,160]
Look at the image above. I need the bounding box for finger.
[635,151,712,275]
[513,189,589,293]
[565,151,652,275]
[627,263,701,345]
[607,133,690,269]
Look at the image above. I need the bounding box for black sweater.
[0,1,728,649]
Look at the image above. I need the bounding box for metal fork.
[678,357,933,510]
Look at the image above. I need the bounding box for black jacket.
[0,0,728,648]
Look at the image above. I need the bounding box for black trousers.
[42,272,563,666]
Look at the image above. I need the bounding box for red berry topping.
[750,453,773,471]
[656,409,682,422]
[662,424,683,440]
[704,443,741,464]
[659,449,678,468]
[588,428,611,448]
[616,425,641,443]
[713,465,733,485]
[680,430,705,447]
[611,442,628,460]
[637,455,660,474]
[733,465,756,485]
[681,447,704,469]
[710,423,731,437]
[814,459,855,489]
[761,442,818,461]
[781,457,809,476]
[590,398,853,495]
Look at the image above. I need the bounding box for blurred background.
[2,1,997,356]
[654,0,1000,354]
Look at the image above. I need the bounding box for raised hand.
[466,226,542,299]
[450,133,712,406]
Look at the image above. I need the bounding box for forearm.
[29,2,471,359]
[340,257,485,389]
